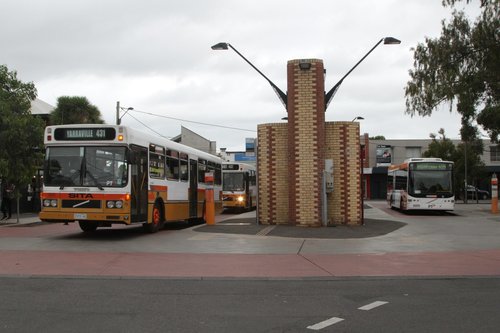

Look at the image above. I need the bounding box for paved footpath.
[1,202,499,278]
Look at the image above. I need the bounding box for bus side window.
[215,163,222,185]
[166,149,179,180]
[180,153,188,182]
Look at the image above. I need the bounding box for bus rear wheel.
[79,221,98,232]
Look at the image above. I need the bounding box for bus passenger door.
[189,159,198,218]
[130,145,148,222]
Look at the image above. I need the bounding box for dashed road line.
[307,317,344,330]
[358,301,388,311]
[306,300,389,330]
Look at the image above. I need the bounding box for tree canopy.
[0,65,45,217]
[423,128,457,161]
[405,0,499,142]
[369,135,386,140]
[50,96,104,125]
[423,127,485,198]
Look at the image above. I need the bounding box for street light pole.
[116,101,120,125]
[211,42,287,110]
[116,101,134,125]
[325,37,401,111]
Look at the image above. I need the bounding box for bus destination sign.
[222,164,240,170]
[54,128,116,141]
[412,162,451,171]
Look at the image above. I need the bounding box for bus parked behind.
[222,162,256,212]
[387,158,454,211]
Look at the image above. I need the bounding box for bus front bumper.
[39,210,131,224]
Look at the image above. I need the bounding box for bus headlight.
[237,196,244,202]
[44,199,57,207]
[106,200,123,209]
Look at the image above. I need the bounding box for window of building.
[491,145,500,162]
[406,147,421,159]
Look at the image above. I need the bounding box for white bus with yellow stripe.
[39,124,222,233]
[221,162,256,211]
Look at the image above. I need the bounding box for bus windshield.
[223,173,245,191]
[44,146,128,188]
[409,169,453,197]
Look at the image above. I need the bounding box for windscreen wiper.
[86,170,104,190]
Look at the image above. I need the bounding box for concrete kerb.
[0,213,42,227]
[1,201,497,231]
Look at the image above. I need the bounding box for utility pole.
[116,101,120,125]
[464,141,468,204]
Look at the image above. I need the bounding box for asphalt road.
[1,202,499,332]
[1,277,499,332]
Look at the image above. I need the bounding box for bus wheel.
[79,221,98,232]
[144,203,162,233]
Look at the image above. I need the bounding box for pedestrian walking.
[1,182,14,220]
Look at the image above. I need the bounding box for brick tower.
[257,59,361,226]
[286,59,325,226]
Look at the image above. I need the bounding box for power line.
[127,113,171,139]
[129,109,257,133]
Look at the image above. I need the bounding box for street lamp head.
[383,37,401,45]
[211,41,288,110]
[211,42,229,50]
[325,36,401,111]
[352,116,364,122]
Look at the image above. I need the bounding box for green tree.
[369,135,386,140]
[50,96,104,125]
[405,0,499,143]
[0,65,45,221]
[423,128,457,161]
[423,128,486,199]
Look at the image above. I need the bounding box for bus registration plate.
[74,213,87,220]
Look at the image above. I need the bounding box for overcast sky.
[1,0,483,150]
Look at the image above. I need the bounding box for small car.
[466,185,490,200]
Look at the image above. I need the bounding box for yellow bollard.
[204,171,215,225]
[492,173,498,214]
[205,188,215,225]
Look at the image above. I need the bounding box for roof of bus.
[222,162,256,172]
[44,124,222,163]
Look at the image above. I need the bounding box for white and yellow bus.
[221,162,256,211]
[387,158,454,211]
[39,124,223,232]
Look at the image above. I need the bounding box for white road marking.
[358,301,388,311]
[307,317,344,330]
[256,225,276,236]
